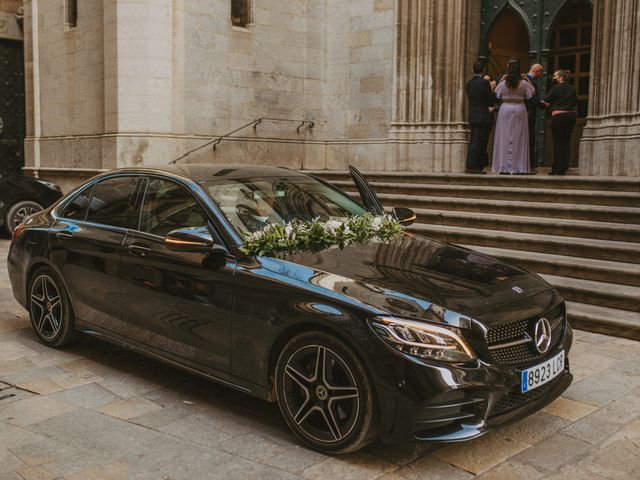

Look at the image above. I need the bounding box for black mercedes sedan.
[0,174,63,234]
[7,164,573,454]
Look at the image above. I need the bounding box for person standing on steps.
[526,63,546,174]
[465,60,497,174]
[543,69,578,176]
[492,58,534,175]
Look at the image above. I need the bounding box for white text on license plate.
[521,350,565,393]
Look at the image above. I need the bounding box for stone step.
[468,246,640,287]
[409,223,640,264]
[542,274,640,312]
[309,170,640,192]
[566,302,640,341]
[369,192,640,225]
[332,180,640,207]
[413,208,640,243]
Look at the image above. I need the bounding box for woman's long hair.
[506,58,521,89]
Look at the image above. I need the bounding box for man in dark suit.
[526,64,546,174]
[465,61,496,174]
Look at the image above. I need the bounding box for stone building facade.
[8,0,640,189]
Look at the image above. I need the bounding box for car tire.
[28,267,79,347]
[275,331,377,454]
[5,200,42,233]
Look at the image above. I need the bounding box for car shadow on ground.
[7,324,433,463]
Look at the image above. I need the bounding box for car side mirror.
[392,207,416,226]
[165,227,227,254]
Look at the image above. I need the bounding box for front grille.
[490,367,568,417]
[485,305,565,366]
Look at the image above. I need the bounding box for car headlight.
[369,316,476,363]
[36,179,61,191]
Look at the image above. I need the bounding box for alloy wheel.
[30,274,63,340]
[282,345,360,444]
[12,205,39,229]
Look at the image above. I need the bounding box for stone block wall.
[22,0,404,185]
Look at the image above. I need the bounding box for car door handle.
[55,232,74,241]
[128,244,151,257]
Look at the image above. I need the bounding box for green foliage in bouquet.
[240,214,404,257]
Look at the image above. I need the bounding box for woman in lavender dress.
[492,59,535,174]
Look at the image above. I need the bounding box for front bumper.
[361,318,574,444]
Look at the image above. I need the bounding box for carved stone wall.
[579,0,640,176]
[389,0,481,172]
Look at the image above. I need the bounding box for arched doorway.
[545,0,593,169]
[480,0,593,171]
[485,7,530,81]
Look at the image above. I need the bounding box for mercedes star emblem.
[534,317,552,354]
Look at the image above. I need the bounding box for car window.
[139,178,209,237]
[85,176,140,228]
[59,184,93,220]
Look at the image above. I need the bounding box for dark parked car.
[0,174,63,234]
[7,165,572,453]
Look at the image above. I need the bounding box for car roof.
[112,164,306,183]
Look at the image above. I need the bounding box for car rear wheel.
[28,267,79,347]
[275,331,377,454]
[5,200,42,233]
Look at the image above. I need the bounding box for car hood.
[258,233,552,325]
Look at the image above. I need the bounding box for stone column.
[579,0,640,176]
[389,0,480,172]
[107,0,180,167]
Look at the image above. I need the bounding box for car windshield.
[204,175,367,235]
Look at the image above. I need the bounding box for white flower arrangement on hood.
[241,214,404,257]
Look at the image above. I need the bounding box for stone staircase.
[307,170,640,340]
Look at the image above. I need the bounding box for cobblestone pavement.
[1,237,639,480]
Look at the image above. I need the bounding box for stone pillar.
[579,0,640,176]
[107,0,181,167]
[389,0,480,172]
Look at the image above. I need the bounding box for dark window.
[85,176,139,228]
[558,28,578,48]
[548,0,592,118]
[580,53,591,72]
[558,55,576,71]
[231,0,251,27]
[65,0,77,28]
[579,77,590,95]
[60,184,93,220]
[140,178,209,237]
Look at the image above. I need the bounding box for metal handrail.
[168,117,314,164]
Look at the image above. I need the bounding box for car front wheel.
[275,331,377,454]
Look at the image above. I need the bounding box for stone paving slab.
[1,238,640,478]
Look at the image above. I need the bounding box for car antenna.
[168,118,314,164]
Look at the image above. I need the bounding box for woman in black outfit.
[543,69,578,175]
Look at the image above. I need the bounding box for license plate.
[521,350,565,393]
